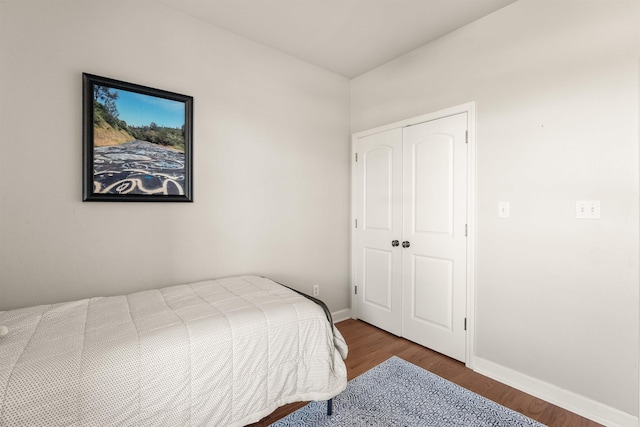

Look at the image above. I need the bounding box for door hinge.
[355,219,358,228]
[464,318,467,331]
[465,130,468,143]
[465,224,468,237]
[355,152,358,162]
[354,285,358,295]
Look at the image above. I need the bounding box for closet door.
[354,128,403,335]
[401,113,468,362]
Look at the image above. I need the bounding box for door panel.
[364,146,393,230]
[363,248,393,309]
[411,255,453,330]
[402,113,467,362]
[355,128,403,336]
[413,136,454,235]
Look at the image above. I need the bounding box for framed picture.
[83,73,193,202]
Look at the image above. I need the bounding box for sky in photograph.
[114,89,185,128]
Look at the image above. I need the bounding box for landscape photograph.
[83,74,193,201]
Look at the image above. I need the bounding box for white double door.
[354,113,468,362]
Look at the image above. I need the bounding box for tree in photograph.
[93,85,124,129]
[94,85,119,118]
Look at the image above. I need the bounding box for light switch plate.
[576,201,600,219]
[498,201,510,218]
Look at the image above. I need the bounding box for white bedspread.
[0,276,348,426]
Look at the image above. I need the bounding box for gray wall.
[351,0,640,421]
[0,1,351,313]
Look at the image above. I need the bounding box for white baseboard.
[331,308,352,324]
[472,356,638,427]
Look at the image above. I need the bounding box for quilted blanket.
[0,276,348,426]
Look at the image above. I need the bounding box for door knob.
[392,240,399,247]
[402,241,410,248]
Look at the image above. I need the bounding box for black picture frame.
[83,73,193,202]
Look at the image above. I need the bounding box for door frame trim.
[350,102,477,367]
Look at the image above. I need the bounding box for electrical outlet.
[312,284,320,297]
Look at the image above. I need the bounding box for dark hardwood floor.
[249,319,601,427]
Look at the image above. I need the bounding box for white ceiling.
[154,0,517,78]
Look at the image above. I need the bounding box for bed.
[0,275,348,426]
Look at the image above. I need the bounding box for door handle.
[391,240,399,247]
[402,241,410,248]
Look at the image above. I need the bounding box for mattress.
[0,275,348,426]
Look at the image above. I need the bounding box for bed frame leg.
[327,398,333,416]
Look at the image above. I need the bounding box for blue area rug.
[270,356,546,426]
